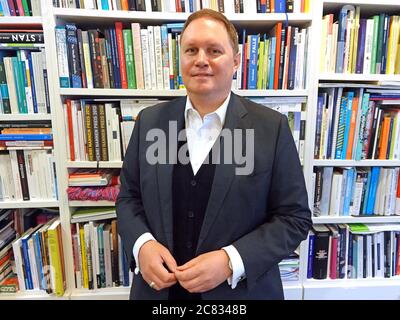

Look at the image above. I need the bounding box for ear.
[233,52,241,73]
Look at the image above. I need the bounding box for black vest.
[169,138,216,300]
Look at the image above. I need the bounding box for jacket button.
[190,180,197,187]
[188,211,195,218]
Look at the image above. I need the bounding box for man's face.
[180,18,240,99]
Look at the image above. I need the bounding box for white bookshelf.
[59,88,308,97]
[303,278,400,300]
[66,161,123,168]
[299,0,400,301]
[314,160,400,167]
[0,114,52,121]
[313,215,400,224]
[0,200,59,209]
[0,17,43,25]
[0,290,67,300]
[69,200,115,207]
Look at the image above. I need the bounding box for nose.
[194,49,208,67]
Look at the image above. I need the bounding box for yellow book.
[257,36,264,90]
[386,16,400,74]
[351,6,360,73]
[79,225,89,289]
[47,219,65,297]
[395,43,400,74]
[263,40,270,89]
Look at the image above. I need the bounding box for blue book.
[268,37,276,90]
[341,91,354,159]
[355,93,370,160]
[361,168,372,214]
[247,34,259,89]
[27,52,38,113]
[21,237,33,290]
[66,24,83,88]
[33,230,45,290]
[335,94,348,159]
[110,28,121,89]
[336,5,355,73]
[274,0,286,13]
[365,166,380,214]
[342,168,355,215]
[0,134,53,140]
[307,233,315,279]
[101,0,109,9]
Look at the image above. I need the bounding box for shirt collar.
[184,92,231,126]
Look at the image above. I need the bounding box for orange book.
[378,116,391,159]
[115,22,128,89]
[1,128,52,134]
[121,0,128,10]
[346,95,359,159]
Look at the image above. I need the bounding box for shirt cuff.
[222,245,246,289]
[133,232,156,275]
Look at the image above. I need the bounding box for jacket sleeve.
[233,114,312,290]
[116,111,151,269]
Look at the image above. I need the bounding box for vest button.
[186,241,192,248]
[188,211,194,218]
[190,180,197,187]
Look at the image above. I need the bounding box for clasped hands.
[139,240,232,293]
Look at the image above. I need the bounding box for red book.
[66,99,75,161]
[115,22,128,89]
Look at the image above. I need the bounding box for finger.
[176,258,197,271]
[175,265,201,282]
[161,252,178,273]
[179,277,203,292]
[152,261,177,284]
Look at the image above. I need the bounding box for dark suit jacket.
[116,93,312,300]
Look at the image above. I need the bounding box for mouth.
[192,74,213,77]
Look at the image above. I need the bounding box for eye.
[185,48,197,54]
[210,48,222,55]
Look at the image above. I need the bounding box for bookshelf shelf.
[53,8,312,26]
[313,160,400,167]
[59,88,308,97]
[312,215,400,224]
[66,161,123,168]
[69,200,115,207]
[0,290,64,300]
[0,17,43,25]
[0,200,59,209]
[319,73,400,82]
[69,287,130,300]
[0,114,52,121]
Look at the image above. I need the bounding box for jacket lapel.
[156,97,186,251]
[196,93,249,252]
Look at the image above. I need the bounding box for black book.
[312,224,331,279]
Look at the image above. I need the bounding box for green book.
[370,15,379,74]
[122,29,136,89]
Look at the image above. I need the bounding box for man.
[116,9,312,300]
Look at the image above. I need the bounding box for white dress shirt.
[133,94,246,289]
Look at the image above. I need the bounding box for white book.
[27,237,40,289]
[82,31,94,89]
[363,19,374,75]
[3,57,19,114]
[366,235,372,278]
[55,26,70,88]
[329,172,343,216]
[103,225,112,287]
[63,105,71,160]
[140,29,152,90]
[131,23,145,90]
[147,26,157,90]
[105,104,115,161]
[320,167,334,215]
[12,238,26,291]
[0,153,16,201]
[153,26,164,90]
[8,151,23,201]
[23,151,38,200]
[19,51,34,114]
[112,107,122,161]
[356,235,363,279]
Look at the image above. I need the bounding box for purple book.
[355,19,367,74]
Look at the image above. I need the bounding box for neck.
[188,91,230,118]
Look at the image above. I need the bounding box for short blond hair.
[180,9,239,54]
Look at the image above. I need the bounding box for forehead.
[181,18,231,44]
